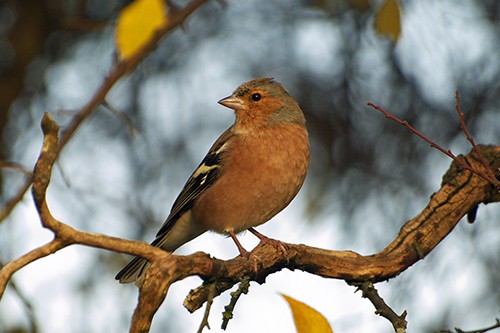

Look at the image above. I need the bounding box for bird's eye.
[250,93,261,101]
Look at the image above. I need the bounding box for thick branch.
[125,146,499,319]
[4,84,500,332]
[131,252,217,332]
[15,113,500,331]
[1,0,211,301]
[0,0,210,224]
[0,114,166,299]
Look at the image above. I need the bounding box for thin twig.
[197,283,216,333]
[102,100,140,136]
[0,113,165,299]
[3,271,39,333]
[0,240,64,300]
[0,0,209,224]
[352,282,407,333]
[0,177,32,222]
[437,317,500,333]
[221,276,250,330]
[367,102,499,187]
[0,161,32,175]
[454,91,497,185]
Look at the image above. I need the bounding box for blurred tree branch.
[0,0,210,224]
[0,265,39,333]
[438,318,500,333]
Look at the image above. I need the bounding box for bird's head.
[218,78,305,132]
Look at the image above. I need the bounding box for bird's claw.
[249,228,288,256]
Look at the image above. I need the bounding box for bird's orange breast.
[192,123,309,234]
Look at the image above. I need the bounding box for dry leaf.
[374,0,401,42]
[115,0,168,60]
[282,294,334,333]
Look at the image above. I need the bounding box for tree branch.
[0,113,167,299]
[4,112,499,332]
[196,282,216,333]
[438,318,500,333]
[221,276,250,330]
[1,264,40,333]
[454,91,498,186]
[352,281,407,333]
[2,2,495,332]
[367,101,500,188]
[0,0,210,224]
[180,145,500,314]
[118,145,500,331]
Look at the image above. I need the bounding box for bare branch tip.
[401,310,407,319]
[41,112,60,134]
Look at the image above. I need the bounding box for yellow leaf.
[374,0,401,42]
[282,294,334,333]
[115,0,168,60]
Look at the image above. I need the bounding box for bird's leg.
[228,230,263,273]
[248,228,288,255]
[227,230,249,257]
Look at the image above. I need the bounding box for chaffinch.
[116,78,310,283]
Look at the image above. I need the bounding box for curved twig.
[0,0,210,224]
[0,113,166,299]
[367,101,500,187]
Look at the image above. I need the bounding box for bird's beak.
[218,95,244,110]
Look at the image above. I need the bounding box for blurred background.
[0,0,499,332]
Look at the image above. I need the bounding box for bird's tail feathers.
[115,211,205,284]
[115,255,150,284]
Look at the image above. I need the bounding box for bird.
[115,78,310,284]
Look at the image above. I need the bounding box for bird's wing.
[155,127,233,237]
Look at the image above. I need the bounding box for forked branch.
[0,0,210,224]
[367,96,499,188]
